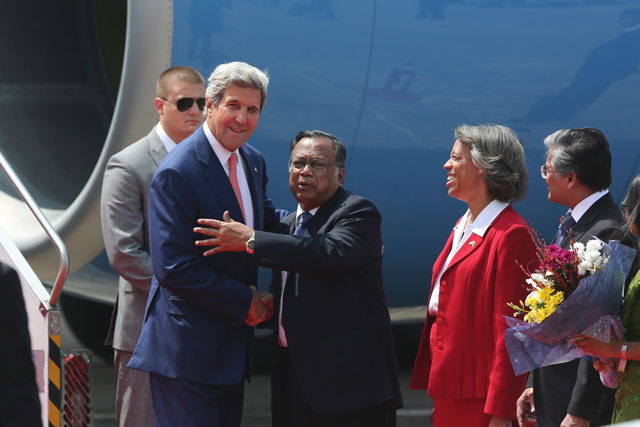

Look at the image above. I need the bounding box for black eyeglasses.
[289,159,334,172]
[162,97,206,112]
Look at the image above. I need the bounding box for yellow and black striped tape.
[48,334,61,427]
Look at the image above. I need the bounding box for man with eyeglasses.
[193,130,402,427]
[100,65,205,427]
[128,62,279,427]
[516,128,623,427]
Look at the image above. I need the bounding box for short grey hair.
[543,128,611,191]
[205,61,269,110]
[455,124,528,202]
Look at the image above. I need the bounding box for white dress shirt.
[428,199,509,316]
[203,124,254,229]
[566,189,609,224]
[155,122,178,153]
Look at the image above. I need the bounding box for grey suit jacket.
[101,125,168,352]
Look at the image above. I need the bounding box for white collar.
[296,205,319,219]
[155,123,177,153]
[203,123,238,166]
[569,189,608,223]
[456,199,509,238]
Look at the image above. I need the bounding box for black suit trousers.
[272,347,397,427]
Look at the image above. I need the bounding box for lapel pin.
[253,167,258,172]
[469,241,476,247]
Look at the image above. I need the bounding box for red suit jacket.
[410,205,536,419]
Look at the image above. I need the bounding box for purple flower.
[540,244,575,272]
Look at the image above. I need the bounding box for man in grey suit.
[516,128,623,427]
[101,66,206,426]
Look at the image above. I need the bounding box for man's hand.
[194,211,254,256]
[516,387,536,427]
[258,291,274,312]
[560,413,590,427]
[245,286,273,326]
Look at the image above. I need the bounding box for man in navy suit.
[128,61,278,427]
[516,128,623,427]
[195,130,402,427]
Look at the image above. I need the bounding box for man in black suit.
[194,130,402,427]
[516,128,622,427]
[0,262,41,427]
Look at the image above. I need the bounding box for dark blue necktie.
[293,211,312,236]
[279,211,313,346]
[554,212,576,245]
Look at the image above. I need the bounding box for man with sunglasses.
[100,65,205,427]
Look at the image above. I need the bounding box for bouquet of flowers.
[507,239,609,324]
[504,230,635,387]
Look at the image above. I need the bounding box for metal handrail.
[0,150,69,307]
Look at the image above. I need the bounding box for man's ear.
[337,168,345,186]
[566,172,578,189]
[154,97,164,116]
[205,97,214,117]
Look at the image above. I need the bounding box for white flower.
[584,250,601,265]
[574,238,607,277]
[526,272,546,289]
[578,261,589,276]
[531,272,546,282]
[572,242,586,258]
[586,239,603,253]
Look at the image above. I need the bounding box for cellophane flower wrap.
[504,237,635,387]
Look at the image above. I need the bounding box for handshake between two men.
[194,210,271,327]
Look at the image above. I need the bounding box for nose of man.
[234,110,248,125]
[302,162,315,173]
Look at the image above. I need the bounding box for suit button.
[437,311,445,319]
[441,280,446,289]
[436,339,444,350]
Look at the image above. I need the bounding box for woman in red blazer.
[411,124,537,427]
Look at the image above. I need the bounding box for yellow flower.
[519,285,565,324]
[525,292,539,309]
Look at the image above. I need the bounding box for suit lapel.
[445,233,485,273]
[431,234,454,287]
[239,146,262,229]
[302,187,345,237]
[440,206,511,275]
[146,126,168,166]
[564,193,616,247]
[287,214,297,235]
[277,213,297,298]
[193,129,246,223]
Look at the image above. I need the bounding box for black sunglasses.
[162,97,206,112]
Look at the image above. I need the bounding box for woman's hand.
[571,333,622,358]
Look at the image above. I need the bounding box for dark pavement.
[60,311,433,427]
